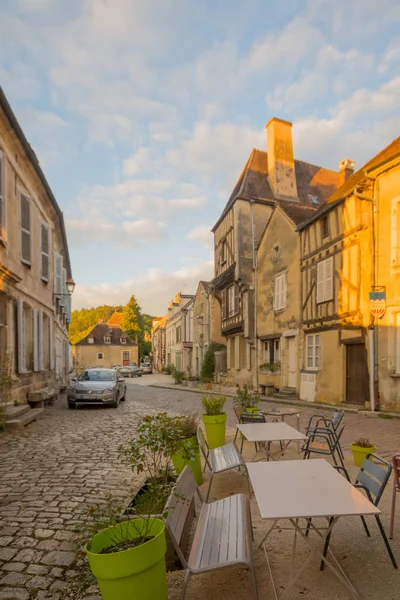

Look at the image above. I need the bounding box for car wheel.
[111,395,119,408]
[68,401,76,409]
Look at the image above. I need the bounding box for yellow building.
[152,314,168,371]
[298,137,400,410]
[192,281,224,377]
[165,292,195,373]
[0,87,73,404]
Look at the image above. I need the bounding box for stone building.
[0,87,73,405]
[165,292,194,373]
[192,281,224,377]
[152,314,168,371]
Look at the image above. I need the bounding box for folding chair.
[233,401,245,445]
[390,453,400,539]
[238,412,267,457]
[197,426,251,502]
[305,410,345,460]
[302,423,345,467]
[321,455,397,570]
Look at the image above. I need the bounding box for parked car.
[140,362,152,374]
[126,362,138,368]
[67,368,126,409]
[111,365,122,370]
[120,365,143,378]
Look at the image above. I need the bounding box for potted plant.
[201,393,227,449]
[171,414,203,485]
[350,437,376,467]
[187,375,200,389]
[172,367,185,385]
[259,361,281,373]
[84,487,168,600]
[236,387,260,413]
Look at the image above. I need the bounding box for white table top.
[263,407,300,416]
[238,421,307,442]
[247,459,380,520]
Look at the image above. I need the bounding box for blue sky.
[1,0,400,315]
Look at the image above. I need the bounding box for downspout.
[355,179,378,411]
[250,199,259,391]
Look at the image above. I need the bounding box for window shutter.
[54,254,62,297]
[38,310,44,370]
[221,289,226,319]
[33,308,39,371]
[20,193,32,264]
[324,257,333,301]
[17,298,26,373]
[316,262,324,304]
[49,317,54,370]
[60,267,67,307]
[282,274,287,309]
[234,283,239,314]
[41,224,50,281]
[273,278,278,310]
[0,151,5,242]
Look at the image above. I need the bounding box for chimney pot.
[338,158,354,186]
[266,118,298,201]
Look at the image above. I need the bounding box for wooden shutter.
[17,298,26,372]
[41,224,50,282]
[0,151,5,242]
[49,317,54,370]
[281,274,287,310]
[20,193,32,264]
[54,253,62,297]
[324,257,333,301]
[221,289,226,319]
[316,262,324,304]
[38,310,44,370]
[60,267,67,307]
[33,308,39,371]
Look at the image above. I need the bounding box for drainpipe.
[250,199,259,391]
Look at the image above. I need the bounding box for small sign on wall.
[369,289,386,319]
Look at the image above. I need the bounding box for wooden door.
[288,337,297,388]
[346,344,369,405]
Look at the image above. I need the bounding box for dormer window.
[104,335,111,344]
[88,336,94,344]
[120,337,126,344]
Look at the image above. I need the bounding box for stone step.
[5,405,32,420]
[272,392,299,400]
[6,408,44,429]
[279,387,297,395]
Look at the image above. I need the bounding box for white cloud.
[186,225,213,248]
[72,259,214,315]
[66,217,166,247]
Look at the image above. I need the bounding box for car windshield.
[78,369,116,382]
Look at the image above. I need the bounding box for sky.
[1,0,400,316]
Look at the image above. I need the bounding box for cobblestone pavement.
[0,381,399,599]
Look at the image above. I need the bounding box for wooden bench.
[28,388,56,408]
[165,466,259,600]
[197,426,251,502]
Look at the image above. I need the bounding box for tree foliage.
[200,341,227,382]
[69,295,155,360]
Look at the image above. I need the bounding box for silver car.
[67,368,126,409]
[140,362,153,374]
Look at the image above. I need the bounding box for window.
[0,150,5,244]
[391,198,400,266]
[104,335,111,344]
[176,326,181,343]
[308,194,319,206]
[88,336,94,344]
[120,337,126,344]
[97,353,103,360]
[321,216,329,239]
[40,223,50,282]
[54,253,63,297]
[264,338,280,364]
[20,192,32,265]
[221,240,227,265]
[123,351,130,361]
[227,284,238,317]
[317,257,333,303]
[307,334,320,369]
[274,273,287,311]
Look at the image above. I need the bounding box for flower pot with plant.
[201,393,227,449]
[236,387,260,414]
[171,367,185,385]
[170,414,203,485]
[350,437,376,467]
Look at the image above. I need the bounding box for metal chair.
[233,402,245,445]
[390,454,400,539]
[302,423,345,467]
[197,426,251,502]
[321,455,397,570]
[305,410,345,459]
[239,411,266,455]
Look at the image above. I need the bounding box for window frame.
[122,350,130,361]
[104,335,111,344]
[19,190,33,266]
[0,149,6,245]
[274,273,287,312]
[321,216,329,239]
[264,338,281,364]
[120,337,126,344]
[316,257,333,304]
[88,336,94,344]
[97,352,104,360]
[306,334,320,370]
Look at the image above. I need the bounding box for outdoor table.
[237,422,307,461]
[247,459,380,599]
[262,406,301,452]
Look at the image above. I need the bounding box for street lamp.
[53,277,76,299]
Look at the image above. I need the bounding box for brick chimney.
[266,118,298,201]
[338,158,354,187]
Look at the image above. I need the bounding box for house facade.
[75,317,138,371]
[152,314,167,371]
[298,138,400,410]
[192,281,224,377]
[212,117,340,388]
[165,292,194,373]
[0,87,73,405]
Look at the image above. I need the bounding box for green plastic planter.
[172,435,203,485]
[350,443,376,467]
[202,413,227,449]
[86,518,167,600]
[246,406,259,414]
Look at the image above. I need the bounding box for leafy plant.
[200,341,226,382]
[259,361,281,372]
[171,414,198,438]
[353,437,374,448]
[201,393,226,416]
[172,368,185,384]
[0,349,13,431]
[236,387,260,409]
[188,376,200,382]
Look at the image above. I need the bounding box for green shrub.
[200,341,226,382]
[236,387,259,409]
[353,437,374,448]
[201,393,226,416]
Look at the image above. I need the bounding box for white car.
[141,362,153,374]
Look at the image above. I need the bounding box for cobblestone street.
[0,378,400,599]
